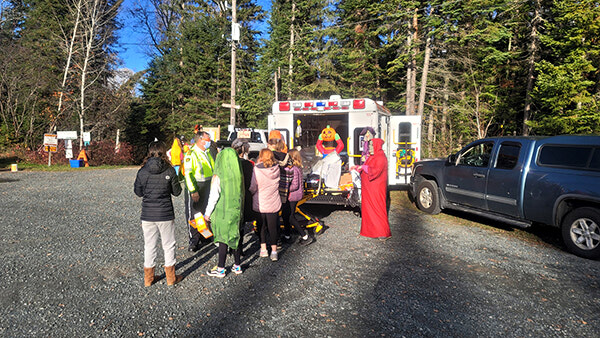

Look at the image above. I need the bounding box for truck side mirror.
[447,154,457,165]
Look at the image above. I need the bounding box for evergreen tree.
[530,0,600,134]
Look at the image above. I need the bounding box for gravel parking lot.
[0,168,599,337]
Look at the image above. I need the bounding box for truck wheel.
[561,207,600,259]
[416,180,441,215]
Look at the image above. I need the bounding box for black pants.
[184,181,211,247]
[217,242,241,268]
[258,212,279,246]
[281,201,306,237]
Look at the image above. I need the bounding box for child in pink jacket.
[249,149,281,261]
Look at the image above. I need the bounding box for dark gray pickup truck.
[411,135,600,259]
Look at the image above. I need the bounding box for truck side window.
[496,143,521,170]
[538,145,592,168]
[458,142,494,167]
[590,149,600,169]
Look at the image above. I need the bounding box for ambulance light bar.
[278,98,367,112]
[279,102,290,111]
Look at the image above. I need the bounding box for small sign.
[57,131,77,140]
[43,134,58,153]
[65,139,73,159]
[237,130,251,139]
[221,103,241,110]
[83,132,91,143]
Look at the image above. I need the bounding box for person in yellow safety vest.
[183,131,215,252]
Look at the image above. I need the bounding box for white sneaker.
[270,251,278,262]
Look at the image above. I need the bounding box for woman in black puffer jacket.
[134,141,183,287]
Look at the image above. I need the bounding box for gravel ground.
[0,168,599,337]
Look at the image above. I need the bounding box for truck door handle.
[473,173,486,178]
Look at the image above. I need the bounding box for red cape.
[360,138,391,238]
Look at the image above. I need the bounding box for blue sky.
[117,0,272,73]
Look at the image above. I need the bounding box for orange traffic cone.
[77,149,89,167]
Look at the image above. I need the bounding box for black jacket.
[134,157,182,222]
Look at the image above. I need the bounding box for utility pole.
[230,0,237,127]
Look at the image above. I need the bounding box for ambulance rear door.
[389,115,422,186]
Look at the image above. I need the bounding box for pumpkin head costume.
[316,125,344,157]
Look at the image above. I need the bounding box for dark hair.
[232,138,249,156]
[141,141,171,167]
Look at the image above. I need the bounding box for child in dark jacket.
[134,141,183,287]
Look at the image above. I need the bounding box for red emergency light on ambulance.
[269,95,421,188]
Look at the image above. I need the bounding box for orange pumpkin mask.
[321,125,336,142]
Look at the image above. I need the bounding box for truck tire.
[416,179,441,215]
[561,207,600,259]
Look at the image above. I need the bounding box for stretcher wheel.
[315,221,325,236]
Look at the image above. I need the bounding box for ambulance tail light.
[340,100,351,109]
[292,102,302,111]
[353,99,365,109]
[279,102,290,111]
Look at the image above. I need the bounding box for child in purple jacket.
[282,149,314,246]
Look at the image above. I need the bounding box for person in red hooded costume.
[354,138,391,239]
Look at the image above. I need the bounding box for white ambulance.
[269,95,421,205]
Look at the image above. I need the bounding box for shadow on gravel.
[0,177,20,183]
[356,209,481,336]
[443,209,565,252]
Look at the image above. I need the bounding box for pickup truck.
[411,135,600,259]
[216,128,268,159]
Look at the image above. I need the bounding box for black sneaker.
[298,236,314,246]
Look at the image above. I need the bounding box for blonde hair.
[288,149,303,168]
[258,148,276,167]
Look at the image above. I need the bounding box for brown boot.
[164,265,183,286]
[144,267,155,287]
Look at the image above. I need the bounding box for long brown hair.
[142,141,171,167]
[288,149,303,168]
[258,148,276,168]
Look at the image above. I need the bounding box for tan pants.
[142,220,176,268]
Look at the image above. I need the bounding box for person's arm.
[204,176,221,220]
[249,169,258,195]
[316,138,326,155]
[134,169,145,197]
[289,167,301,193]
[364,156,385,181]
[183,153,197,193]
[170,167,182,196]
[334,135,344,153]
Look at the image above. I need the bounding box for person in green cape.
[204,147,244,277]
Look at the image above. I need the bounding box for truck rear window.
[496,143,521,170]
[538,145,594,169]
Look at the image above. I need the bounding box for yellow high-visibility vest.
[183,146,214,192]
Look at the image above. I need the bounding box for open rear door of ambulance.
[388,115,422,187]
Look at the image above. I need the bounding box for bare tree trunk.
[409,9,418,115]
[442,74,449,152]
[405,19,413,114]
[53,0,82,133]
[287,1,296,100]
[417,35,431,116]
[427,107,433,156]
[77,0,120,148]
[523,0,541,136]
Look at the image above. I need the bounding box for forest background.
[1,0,599,163]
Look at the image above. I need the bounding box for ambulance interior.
[293,113,349,172]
